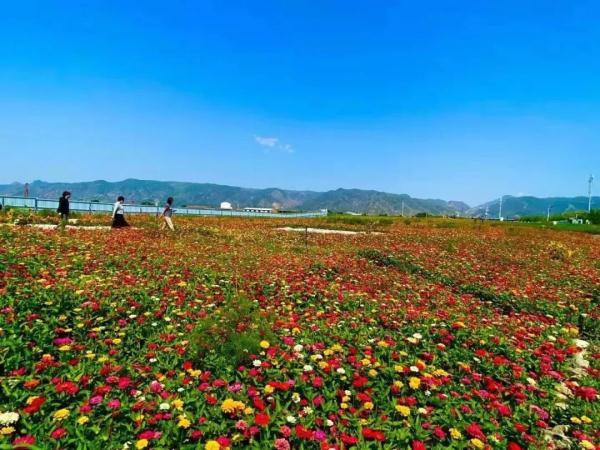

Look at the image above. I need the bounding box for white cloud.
[254,136,294,153]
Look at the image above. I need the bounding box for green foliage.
[588,208,600,225]
[190,294,275,368]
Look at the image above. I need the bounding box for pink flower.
[235,420,249,431]
[107,399,121,409]
[274,438,290,450]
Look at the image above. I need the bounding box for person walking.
[111,196,129,228]
[57,191,71,227]
[160,197,175,231]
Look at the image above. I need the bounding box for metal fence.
[0,195,328,219]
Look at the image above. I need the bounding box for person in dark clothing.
[160,197,175,231]
[57,191,71,226]
[111,196,129,228]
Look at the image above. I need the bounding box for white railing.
[0,195,327,218]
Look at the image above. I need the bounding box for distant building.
[243,207,273,213]
[220,202,233,210]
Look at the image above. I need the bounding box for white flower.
[293,344,304,353]
[303,406,313,415]
[412,333,423,339]
[303,365,313,372]
[326,419,334,427]
[286,415,296,424]
[336,368,345,375]
[410,366,419,373]
[149,358,157,363]
[253,360,262,367]
[159,403,170,410]
[344,390,352,396]
[574,339,589,349]
[0,412,19,425]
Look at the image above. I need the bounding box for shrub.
[190,294,275,368]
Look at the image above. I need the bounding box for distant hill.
[0,179,469,215]
[1,179,595,217]
[467,195,600,218]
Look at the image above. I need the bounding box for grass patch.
[190,294,276,369]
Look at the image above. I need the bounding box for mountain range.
[0,179,596,217]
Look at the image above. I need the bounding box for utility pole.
[401,201,405,217]
[547,205,551,222]
[589,174,594,212]
[485,205,489,220]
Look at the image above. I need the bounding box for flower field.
[0,217,598,449]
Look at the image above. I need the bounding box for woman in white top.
[111,196,129,228]
[160,197,175,231]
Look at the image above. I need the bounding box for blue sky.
[0,1,598,205]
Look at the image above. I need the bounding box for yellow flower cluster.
[395,405,410,417]
[221,398,245,414]
[53,409,70,421]
[409,377,421,389]
[205,440,220,450]
[177,414,191,429]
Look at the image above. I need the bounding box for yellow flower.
[363,402,373,410]
[377,340,389,348]
[340,402,349,409]
[53,409,70,421]
[470,438,485,449]
[394,365,405,373]
[581,441,594,449]
[177,415,191,429]
[264,385,274,394]
[409,377,421,389]
[112,338,122,345]
[0,427,15,435]
[136,439,149,449]
[393,380,404,389]
[571,417,582,424]
[205,441,220,450]
[580,416,592,424]
[77,416,90,425]
[368,369,378,377]
[395,405,411,417]
[450,428,462,439]
[58,345,71,351]
[221,398,245,414]
[259,340,270,349]
[172,399,184,410]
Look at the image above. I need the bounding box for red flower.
[13,435,36,449]
[255,412,270,427]
[341,434,358,445]
[295,425,314,440]
[507,442,523,450]
[412,440,426,450]
[362,427,385,442]
[22,396,46,414]
[466,423,486,440]
[51,428,67,440]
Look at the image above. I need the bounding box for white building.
[220,202,233,210]
[243,206,273,213]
